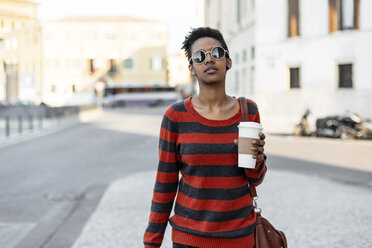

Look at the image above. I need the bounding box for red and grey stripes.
[144,97,267,247]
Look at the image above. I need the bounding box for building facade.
[41,16,168,106]
[1,6,169,106]
[0,0,41,103]
[202,0,372,132]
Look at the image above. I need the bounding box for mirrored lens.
[211,47,225,60]
[192,51,205,64]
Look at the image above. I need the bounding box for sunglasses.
[189,46,229,64]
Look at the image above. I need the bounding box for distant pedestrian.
[144,27,267,248]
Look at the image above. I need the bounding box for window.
[66,32,76,41]
[288,0,300,37]
[242,50,247,63]
[250,66,255,94]
[329,0,360,32]
[236,0,247,25]
[109,59,117,74]
[1,20,4,28]
[152,32,162,40]
[88,32,98,40]
[289,67,300,88]
[89,59,95,73]
[107,32,115,40]
[11,38,18,49]
[237,0,241,25]
[150,55,163,71]
[124,58,134,70]
[251,46,255,60]
[72,84,76,93]
[66,59,71,68]
[54,59,60,69]
[74,59,79,67]
[242,68,247,93]
[235,71,240,92]
[338,64,353,88]
[5,39,10,49]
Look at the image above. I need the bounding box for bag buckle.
[253,196,262,213]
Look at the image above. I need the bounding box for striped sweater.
[144,97,267,248]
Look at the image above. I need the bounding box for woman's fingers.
[257,147,264,153]
[254,154,264,162]
[252,139,265,146]
[238,133,266,162]
[251,146,264,153]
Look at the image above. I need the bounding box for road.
[0,106,165,248]
[0,105,371,248]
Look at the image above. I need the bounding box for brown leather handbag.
[239,97,288,248]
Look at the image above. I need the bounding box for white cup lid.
[238,122,263,129]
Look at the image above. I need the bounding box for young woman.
[144,27,267,248]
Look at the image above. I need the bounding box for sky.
[36,0,200,54]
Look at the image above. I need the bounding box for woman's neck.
[196,81,228,107]
[191,88,238,121]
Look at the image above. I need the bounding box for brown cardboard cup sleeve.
[238,137,258,156]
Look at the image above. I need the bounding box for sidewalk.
[71,168,372,248]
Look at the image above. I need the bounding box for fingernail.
[251,146,256,150]
[252,140,257,144]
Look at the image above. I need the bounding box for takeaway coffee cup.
[238,122,263,168]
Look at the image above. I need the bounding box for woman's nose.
[204,52,214,63]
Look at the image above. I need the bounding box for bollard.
[38,114,43,130]
[5,116,10,138]
[18,115,23,135]
[29,115,33,131]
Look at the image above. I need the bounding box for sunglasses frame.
[189,46,229,64]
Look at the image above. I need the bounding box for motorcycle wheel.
[315,128,323,137]
[340,130,353,140]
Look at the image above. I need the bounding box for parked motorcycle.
[293,109,314,136]
[315,115,341,138]
[337,112,372,139]
[316,111,372,140]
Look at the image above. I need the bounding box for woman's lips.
[205,66,218,74]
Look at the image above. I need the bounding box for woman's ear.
[226,58,232,70]
[189,64,196,77]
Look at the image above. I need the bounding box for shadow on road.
[267,154,372,188]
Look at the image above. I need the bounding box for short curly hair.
[181,27,229,64]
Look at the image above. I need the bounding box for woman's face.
[189,37,232,85]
